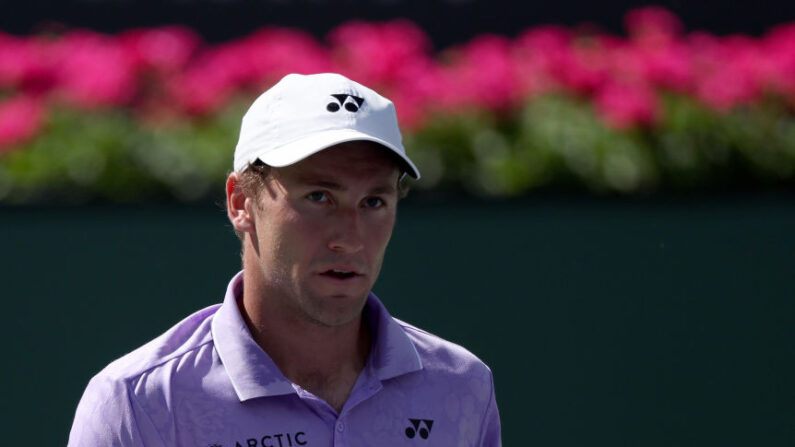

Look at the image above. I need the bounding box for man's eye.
[363,197,384,208]
[307,191,328,202]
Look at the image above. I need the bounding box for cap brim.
[250,129,420,179]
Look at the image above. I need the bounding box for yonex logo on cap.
[326,94,364,113]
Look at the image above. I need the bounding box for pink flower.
[624,6,683,44]
[695,68,758,112]
[167,49,238,116]
[595,81,658,129]
[328,20,432,87]
[441,35,519,111]
[0,33,57,95]
[0,33,27,88]
[603,39,645,83]
[52,30,138,107]
[761,22,795,100]
[0,95,45,150]
[638,41,693,91]
[167,28,333,115]
[385,60,447,128]
[690,33,761,111]
[518,28,612,96]
[516,25,572,53]
[513,26,574,94]
[241,28,331,87]
[555,35,611,94]
[0,14,788,130]
[119,26,201,74]
[387,88,429,130]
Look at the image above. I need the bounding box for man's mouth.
[320,269,359,280]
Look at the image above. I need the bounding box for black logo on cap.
[405,419,434,439]
[327,94,364,113]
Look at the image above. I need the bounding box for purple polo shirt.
[68,271,501,447]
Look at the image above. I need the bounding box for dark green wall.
[2,194,793,445]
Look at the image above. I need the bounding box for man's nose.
[328,207,365,253]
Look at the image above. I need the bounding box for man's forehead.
[289,166,400,191]
[270,143,399,190]
[290,142,402,175]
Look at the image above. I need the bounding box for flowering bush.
[0,6,793,202]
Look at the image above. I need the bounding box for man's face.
[248,141,400,328]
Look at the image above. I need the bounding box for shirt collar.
[212,271,423,402]
[363,291,424,381]
[211,271,295,401]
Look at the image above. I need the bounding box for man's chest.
[164,387,481,447]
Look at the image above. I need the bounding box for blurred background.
[1,1,794,445]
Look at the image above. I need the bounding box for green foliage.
[408,94,794,197]
[0,94,793,203]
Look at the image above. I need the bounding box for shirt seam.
[126,379,169,445]
[476,369,496,446]
[125,336,215,385]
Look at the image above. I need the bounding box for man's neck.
[239,267,372,413]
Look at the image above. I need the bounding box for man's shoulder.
[95,304,221,384]
[69,305,223,446]
[394,318,493,377]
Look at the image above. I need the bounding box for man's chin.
[310,278,372,302]
[303,293,370,327]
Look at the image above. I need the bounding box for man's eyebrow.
[302,179,343,190]
[369,184,396,195]
[298,178,396,194]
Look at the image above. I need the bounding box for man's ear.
[226,173,255,234]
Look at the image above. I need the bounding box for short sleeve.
[477,371,502,447]
[67,374,165,447]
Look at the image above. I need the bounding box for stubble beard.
[292,275,374,328]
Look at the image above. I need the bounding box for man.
[68,73,501,446]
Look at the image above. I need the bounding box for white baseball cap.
[234,73,420,179]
